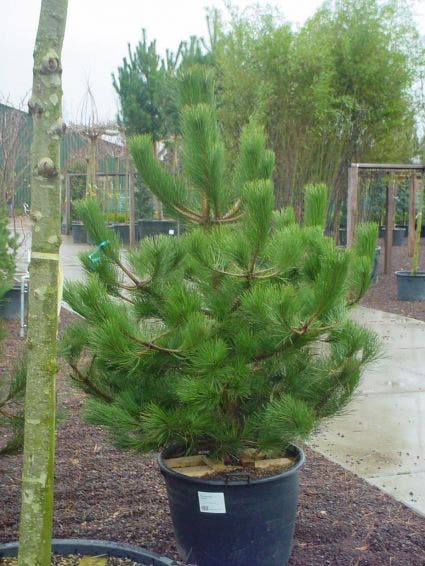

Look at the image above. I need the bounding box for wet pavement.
[312,307,425,517]
[9,218,425,517]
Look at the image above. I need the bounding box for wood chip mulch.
[2,246,425,565]
[361,237,425,322]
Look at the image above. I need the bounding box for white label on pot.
[198,491,226,513]
[168,229,175,235]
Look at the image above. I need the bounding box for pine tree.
[63,68,378,462]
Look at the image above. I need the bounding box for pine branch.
[172,203,204,222]
[115,257,144,287]
[70,362,114,402]
[123,330,183,355]
[221,199,242,220]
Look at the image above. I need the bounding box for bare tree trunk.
[86,135,97,196]
[18,1,68,565]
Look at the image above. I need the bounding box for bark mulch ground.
[360,237,425,322]
[2,240,425,564]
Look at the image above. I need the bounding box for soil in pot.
[163,452,297,480]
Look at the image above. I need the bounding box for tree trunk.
[18,1,68,565]
[86,136,97,196]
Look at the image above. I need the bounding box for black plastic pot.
[71,220,87,244]
[0,285,28,320]
[0,538,177,565]
[137,220,180,240]
[110,222,130,244]
[396,224,408,236]
[380,227,406,246]
[338,228,347,246]
[395,270,425,301]
[159,446,304,566]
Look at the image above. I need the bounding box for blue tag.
[88,240,110,265]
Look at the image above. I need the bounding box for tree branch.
[69,362,114,402]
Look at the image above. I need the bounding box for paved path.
[312,307,425,516]
[9,220,425,516]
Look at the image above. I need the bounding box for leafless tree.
[0,97,30,215]
[69,84,118,195]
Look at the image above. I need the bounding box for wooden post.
[129,172,136,246]
[347,164,359,247]
[408,173,417,257]
[384,180,396,274]
[64,173,71,235]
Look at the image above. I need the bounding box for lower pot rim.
[158,444,305,486]
[0,538,177,565]
[395,270,425,278]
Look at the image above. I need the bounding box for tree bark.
[18,1,68,565]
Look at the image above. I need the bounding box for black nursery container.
[0,285,28,320]
[380,227,405,246]
[0,539,177,565]
[110,222,130,244]
[71,220,87,243]
[137,219,181,240]
[395,271,425,301]
[159,446,304,566]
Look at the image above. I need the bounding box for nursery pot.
[395,271,425,301]
[0,538,177,565]
[111,222,130,244]
[137,219,180,240]
[71,220,87,244]
[396,224,408,236]
[380,227,405,246]
[338,228,347,246]
[0,284,28,320]
[159,445,304,566]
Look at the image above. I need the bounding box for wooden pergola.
[347,163,425,273]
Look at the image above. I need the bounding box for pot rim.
[0,538,177,565]
[395,270,425,277]
[158,444,305,486]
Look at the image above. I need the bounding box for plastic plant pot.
[0,539,177,566]
[395,271,425,301]
[159,445,305,566]
[137,220,180,240]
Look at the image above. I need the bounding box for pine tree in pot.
[62,68,379,566]
[396,183,425,300]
